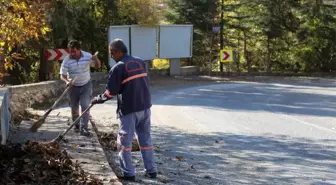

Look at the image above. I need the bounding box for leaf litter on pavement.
[0,140,103,185]
[96,124,140,152]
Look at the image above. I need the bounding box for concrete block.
[169,58,181,76]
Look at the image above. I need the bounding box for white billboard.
[130,26,157,60]
[158,24,193,59]
[108,24,194,67]
[108,26,130,67]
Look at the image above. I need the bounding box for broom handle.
[49,76,77,110]
[49,51,98,111]
[56,104,94,141]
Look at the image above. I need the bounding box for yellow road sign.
[220,49,233,63]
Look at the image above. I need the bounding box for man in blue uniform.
[91,38,157,181]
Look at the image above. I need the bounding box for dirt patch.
[0,140,103,185]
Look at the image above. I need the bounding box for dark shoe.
[80,129,91,136]
[145,172,157,178]
[74,125,80,132]
[117,175,135,181]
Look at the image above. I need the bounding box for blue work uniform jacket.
[105,54,152,117]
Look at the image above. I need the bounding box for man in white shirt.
[60,40,101,136]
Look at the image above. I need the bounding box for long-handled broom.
[29,77,77,132]
[30,51,99,132]
[51,104,95,143]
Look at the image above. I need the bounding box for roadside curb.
[89,118,123,185]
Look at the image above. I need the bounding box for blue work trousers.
[118,108,157,177]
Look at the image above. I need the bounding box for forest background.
[0,0,335,85]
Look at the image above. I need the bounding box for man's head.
[67,40,81,59]
[109,38,128,61]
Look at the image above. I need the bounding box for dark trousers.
[68,81,92,130]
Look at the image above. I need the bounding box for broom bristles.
[29,117,46,132]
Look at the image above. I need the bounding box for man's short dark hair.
[67,40,81,49]
[109,38,128,53]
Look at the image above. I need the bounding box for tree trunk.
[237,33,240,72]
[244,31,251,73]
[266,35,271,73]
[0,48,4,85]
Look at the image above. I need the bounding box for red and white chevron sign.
[45,49,70,61]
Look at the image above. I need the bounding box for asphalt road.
[95,78,336,185]
[146,79,336,185]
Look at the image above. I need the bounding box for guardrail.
[0,88,10,145]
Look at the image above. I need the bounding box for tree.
[165,0,219,67]
[166,0,335,73]
[0,0,51,71]
[117,0,162,26]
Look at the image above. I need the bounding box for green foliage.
[165,0,219,68]
[165,0,336,73]
[4,47,41,84]
[0,0,52,77]
[3,0,163,84]
[117,0,162,27]
[2,0,335,85]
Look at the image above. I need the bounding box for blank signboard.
[130,26,157,60]
[158,24,193,59]
[108,26,130,67]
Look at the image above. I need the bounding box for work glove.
[91,93,113,105]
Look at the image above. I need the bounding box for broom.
[50,104,94,143]
[29,77,77,132]
[30,51,99,132]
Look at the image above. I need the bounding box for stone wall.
[0,72,108,145]
[9,72,108,124]
[180,66,200,76]
[149,66,200,76]
[9,80,65,118]
[149,69,169,76]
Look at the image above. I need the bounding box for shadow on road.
[152,82,336,118]
[149,125,336,185]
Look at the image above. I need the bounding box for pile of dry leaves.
[95,123,140,152]
[0,140,103,185]
[98,132,140,152]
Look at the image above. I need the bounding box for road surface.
[92,78,336,185]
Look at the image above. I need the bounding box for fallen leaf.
[176,156,184,161]
[24,158,30,163]
[160,178,172,183]
[110,177,121,182]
